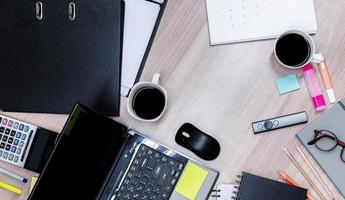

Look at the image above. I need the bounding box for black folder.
[0,0,123,115]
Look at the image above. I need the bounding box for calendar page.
[205,0,317,45]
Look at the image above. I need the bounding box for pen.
[277,170,316,200]
[0,181,22,195]
[0,167,28,183]
[313,53,336,103]
[302,64,327,112]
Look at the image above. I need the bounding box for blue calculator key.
[14,139,19,146]
[19,124,24,131]
[21,134,26,140]
[11,146,16,153]
[16,132,22,139]
[13,122,19,129]
[24,126,29,132]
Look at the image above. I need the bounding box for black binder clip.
[68,2,76,20]
[36,2,43,20]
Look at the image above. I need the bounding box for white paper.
[121,0,161,96]
[205,0,317,45]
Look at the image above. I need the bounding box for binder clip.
[36,2,43,20]
[68,3,76,20]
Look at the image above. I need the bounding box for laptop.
[29,103,218,200]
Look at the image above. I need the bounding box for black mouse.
[175,123,220,160]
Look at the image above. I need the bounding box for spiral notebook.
[211,172,307,200]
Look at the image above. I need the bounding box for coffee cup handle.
[152,73,160,85]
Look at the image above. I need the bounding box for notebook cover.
[297,99,345,198]
[237,172,307,200]
[121,0,167,96]
[0,0,123,115]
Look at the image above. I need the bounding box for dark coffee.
[275,33,311,67]
[132,87,166,120]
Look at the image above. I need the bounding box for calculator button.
[0,135,2,140]
[14,156,18,162]
[0,150,2,157]
[8,137,13,144]
[17,148,22,154]
[19,124,24,131]
[9,154,14,161]
[0,127,4,133]
[10,130,16,137]
[5,129,10,135]
[21,134,26,140]
[11,146,16,153]
[14,139,19,146]
[24,126,29,132]
[3,152,8,159]
[5,144,11,151]
[2,135,8,142]
[2,119,7,125]
[0,143,5,149]
[13,122,19,129]
[19,141,24,147]
[8,120,13,127]
[16,132,22,139]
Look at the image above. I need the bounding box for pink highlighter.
[303,64,326,112]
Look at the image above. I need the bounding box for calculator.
[0,114,37,167]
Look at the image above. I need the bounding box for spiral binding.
[210,174,244,200]
[232,174,244,200]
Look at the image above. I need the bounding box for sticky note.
[275,74,300,95]
[174,162,208,200]
[29,177,38,193]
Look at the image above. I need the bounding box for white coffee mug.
[127,73,167,122]
[274,30,316,69]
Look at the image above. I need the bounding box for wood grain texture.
[1,0,345,199]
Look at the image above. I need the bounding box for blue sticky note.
[275,74,300,95]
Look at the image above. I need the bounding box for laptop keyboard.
[114,144,184,200]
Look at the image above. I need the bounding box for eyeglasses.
[307,129,345,162]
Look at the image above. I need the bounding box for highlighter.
[313,53,336,103]
[303,64,326,112]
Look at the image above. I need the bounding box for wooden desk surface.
[2,0,345,199]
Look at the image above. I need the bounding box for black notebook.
[0,0,123,115]
[232,172,307,200]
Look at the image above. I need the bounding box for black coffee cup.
[274,30,315,69]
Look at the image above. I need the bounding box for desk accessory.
[230,172,307,200]
[303,64,327,112]
[275,74,300,95]
[297,99,345,198]
[0,0,124,115]
[277,170,316,200]
[313,53,336,103]
[252,111,308,134]
[0,180,22,195]
[284,148,327,200]
[176,123,221,160]
[0,114,58,173]
[205,0,317,45]
[0,167,28,183]
[296,146,335,199]
[29,177,38,193]
[127,73,167,122]
[121,0,167,96]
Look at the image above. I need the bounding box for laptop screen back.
[29,103,128,200]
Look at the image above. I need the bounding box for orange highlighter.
[277,170,316,200]
[313,53,336,103]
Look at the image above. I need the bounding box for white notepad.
[205,0,318,45]
[121,0,161,96]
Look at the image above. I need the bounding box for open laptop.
[29,103,218,200]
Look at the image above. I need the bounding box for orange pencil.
[277,170,316,200]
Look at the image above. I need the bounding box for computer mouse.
[175,123,220,160]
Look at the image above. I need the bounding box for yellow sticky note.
[29,177,38,193]
[174,162,208,200]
